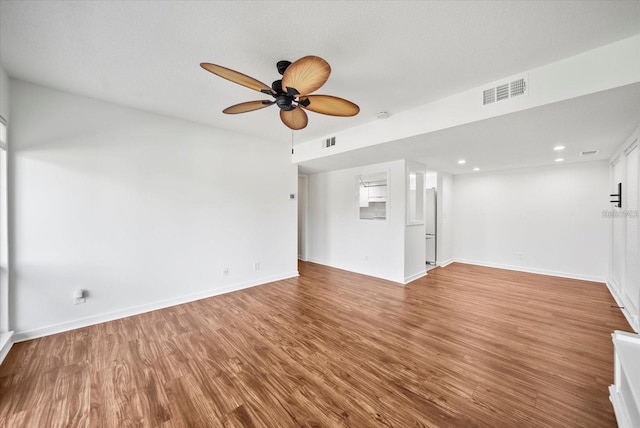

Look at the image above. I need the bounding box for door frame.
[298,174,308,261]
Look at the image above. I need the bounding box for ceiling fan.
[200,56,360,130]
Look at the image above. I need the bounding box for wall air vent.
[483,88,496,105]
[496,84,510,101]
[510,78,526,97]
[322,136,336,148]
[580,150,599,156]
[482,75,528,105]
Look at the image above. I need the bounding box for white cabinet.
[368,184,386,202]
[359,184,369,207]
[610,330,640,428]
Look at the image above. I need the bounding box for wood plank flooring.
[0,262,631,427]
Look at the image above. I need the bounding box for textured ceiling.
[1,1,640,172]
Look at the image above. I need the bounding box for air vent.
[496,84,509,101]
[483,88,496,105]
[510,78,526,97]
[322,136,336,148]
[580,150,599,156]
[482,75,528,105]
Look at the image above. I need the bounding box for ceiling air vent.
[483,88,496,105]
[580,150,599,156]
[322,136,336,148]
[496,84,510,102]
[482,75,528,105]
[510,78,526,97]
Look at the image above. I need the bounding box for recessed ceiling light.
[553,145,565,151]
[555,158,564,162]
[473,167,480,171]
[458,160,466,165]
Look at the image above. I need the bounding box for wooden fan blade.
[200,63,274,94]
[299,95,360,117]
[280,107,308,130]
[223,100,274,114]
[281,56,330,96]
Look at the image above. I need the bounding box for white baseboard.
[0,331,14,365]
[454,258,606,283]
[12,271,299,343]
[404,271,427,284]
[606,280,639,333]
[307,257,402,284]
[438,258,455,268]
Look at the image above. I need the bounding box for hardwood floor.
[0,262,631,427]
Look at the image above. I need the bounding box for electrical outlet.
[254,262,260,271]
[73,289,86,305]
[223,267,229,277]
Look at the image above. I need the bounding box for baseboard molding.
[0,331,14,365]
[404,271,427,284]
[605,280,639,333]
[438,258,454,268]
[454,258,606,283]
[12,271,299,343]
[306,257,402,284]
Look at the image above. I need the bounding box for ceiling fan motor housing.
[276,94,294,111]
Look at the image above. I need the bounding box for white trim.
[12,272,298,342]
[297,174,309,261]
[624,138,639,156]
[606,280,640,333]
[454,258,606,283]
[610,384,632,428]
[0,331,13,365]
[438,258,455,268]
[609,331,640,428]
[306,257,401,284]
[404,271,427,284]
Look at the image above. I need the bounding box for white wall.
[10,80,298,340]
[437,173,454,265]
[453,161,609,281]
[404,225,425,282]
[0,65,8,120]
[0,64,10,361]
[307,160,406,283]
[404,161,427,282]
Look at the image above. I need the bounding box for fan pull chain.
[291,130,294,155]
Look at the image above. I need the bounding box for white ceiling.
[1,1,640,174]
[298,83,640,174]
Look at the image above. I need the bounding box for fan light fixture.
[200,56,360,130]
